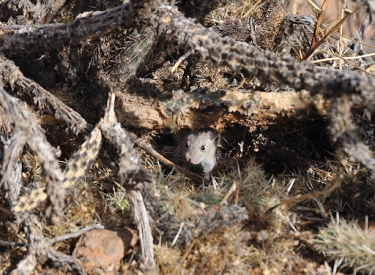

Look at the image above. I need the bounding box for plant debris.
[1,0,375,274]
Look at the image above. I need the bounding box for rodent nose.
[189,158,198,164]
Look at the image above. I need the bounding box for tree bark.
[115,88,330,130]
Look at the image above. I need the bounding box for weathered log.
[115,88,330,130]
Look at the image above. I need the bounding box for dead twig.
[303,6,360,61]
[267,176,341,213]
[310,0,329,48]
[50,224,105,244]
[128,132,210,184]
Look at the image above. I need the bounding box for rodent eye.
[185,143,189,149]
[200,145,205,151]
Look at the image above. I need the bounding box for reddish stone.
[73,228,136,272]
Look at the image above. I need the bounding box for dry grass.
[1,0,375,274]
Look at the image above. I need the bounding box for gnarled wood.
[0,3,134,59]
[115,89,330,130]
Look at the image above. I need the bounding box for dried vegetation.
[1,0,375,274]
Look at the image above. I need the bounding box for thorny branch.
[0,0,64,23]
[130,0,374,98]
[0,0,375,273]
[0,76,65,223]
[98,93,156,271]
[129,0,375,177]
[0,3,135,59]
[0,57,88,134]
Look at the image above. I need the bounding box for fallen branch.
[0,57,88,134]
[0,3,135,59]
[98,93,157,272]
[115,89,330,130]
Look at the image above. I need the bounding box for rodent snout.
[187,154,199,165]
[189,158,196,164]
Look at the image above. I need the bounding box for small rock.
[73,228,137,273]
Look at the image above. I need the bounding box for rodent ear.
[207,130,218,140]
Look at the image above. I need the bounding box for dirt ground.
[1,0,375,274]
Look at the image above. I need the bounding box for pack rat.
[184,129,218,180]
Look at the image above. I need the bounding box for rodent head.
[185,130,218,165]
